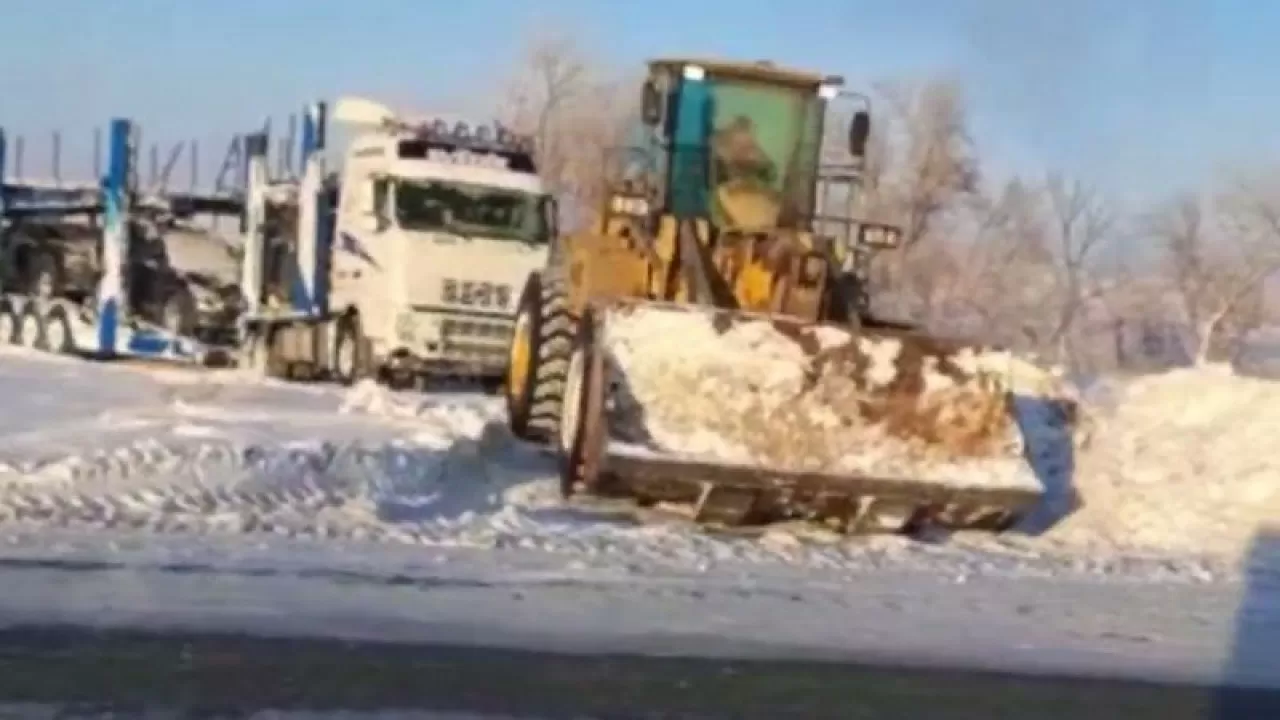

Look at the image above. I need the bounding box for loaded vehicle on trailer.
[504,58,1057,535]
[237,98,554,389]
[0,200,243,346]
[0,122,237,363]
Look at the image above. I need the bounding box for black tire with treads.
[506,269,575,444]
[0,299,15,345]
[42,304,77,354]
[333,314,372,386]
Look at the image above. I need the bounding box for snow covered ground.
[0,346,1277,690]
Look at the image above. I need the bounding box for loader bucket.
[558,299,1063,534]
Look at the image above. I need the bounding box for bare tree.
[937,178,1054,343]
[932,173,1111,370]
[874,78,981,253]
[1151,182,1280,366]
[497,30,636,230]
[1093,253,1182,371]
[858,78,981,321]
[499,32,586,188]
[1032,173,1114,370]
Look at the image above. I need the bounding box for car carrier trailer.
[0,120,234,365]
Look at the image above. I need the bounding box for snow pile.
[601,305,1077,492]
[1051,365,1280,560]
[340,379,431,420]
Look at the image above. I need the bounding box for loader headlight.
[859,224,901,249]
[609,195,650,216]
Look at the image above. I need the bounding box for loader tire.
[505,270,575,444]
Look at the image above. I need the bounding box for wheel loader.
[504,58,1053,534]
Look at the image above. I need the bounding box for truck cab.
[329,119,556,382]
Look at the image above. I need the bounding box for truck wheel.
[333,314,371,386]
[0,300,15,345]
[242,328,274,378]
[16,305,46,349]
[505,270,574,444]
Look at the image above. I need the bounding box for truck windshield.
[393,179,549,244]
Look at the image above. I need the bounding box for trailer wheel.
[0,300,15,345]
[333,314,371,386]
[16,305,46,349]
[505,270,574,443]
[161,286,198,338]
[244,326,289,379]
[42,305,76,354]
[242,329,270,377]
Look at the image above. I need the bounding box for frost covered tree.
[496,29,635,230]
[1148,182,1280,366]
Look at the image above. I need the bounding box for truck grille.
[440,317,511,365]
[440,318,510,341]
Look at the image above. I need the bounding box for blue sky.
[1,0,1277,206]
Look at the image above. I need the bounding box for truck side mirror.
[849,111,871,159]
[641,79,663,127]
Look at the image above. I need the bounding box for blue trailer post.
[95,118,131,356]
[291,101,327,316]
[308,101,330,317]
[90,118,211,361]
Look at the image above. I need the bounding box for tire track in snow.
[0,418,829,567]
[0,375,533,546]
[0,440,497,541]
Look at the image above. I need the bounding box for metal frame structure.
[0,117,226,364]
[0,103,337,371]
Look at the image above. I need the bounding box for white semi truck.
[241,97,555,388]
[0,98,554,391]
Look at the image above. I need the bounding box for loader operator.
[710,114,784,230]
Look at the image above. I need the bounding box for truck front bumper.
[390,312,513,380]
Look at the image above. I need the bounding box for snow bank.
[7,339,1280,577]
[1051,365,1280,561]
